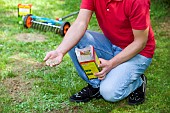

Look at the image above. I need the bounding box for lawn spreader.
[23,11,79,36]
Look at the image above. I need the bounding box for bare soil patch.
[155,17,170,37]
[2,53,44,102]
[3,76,34,103]
[15,33,46,42]
[8,53,45,74]
[49,106,83,113]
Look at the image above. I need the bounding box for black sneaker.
[128,74,147,105]
[69,84,101,102]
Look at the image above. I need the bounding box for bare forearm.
[110,27,149,68]
[56,21,87,55]
[110,40,146,68]
[55,9,92,55]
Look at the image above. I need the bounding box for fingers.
[43,52,51,61]
[95,71,106,80]
[98,58,105,68]
[43,51,63,67]
[45,58,59,67]
[98,75,106,80]
[44,52,58,67]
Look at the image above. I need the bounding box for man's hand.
[43,50,64,67]
[95,58,113,80]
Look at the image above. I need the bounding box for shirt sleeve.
[129,0,150,30]
[80,0,94,11]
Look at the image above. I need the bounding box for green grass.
[0,0,169,113]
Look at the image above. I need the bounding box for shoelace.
[129,92,141,101]
[76,87,90,96]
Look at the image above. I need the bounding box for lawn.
[0,0,169,113]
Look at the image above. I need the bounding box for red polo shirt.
[80,0,155,58]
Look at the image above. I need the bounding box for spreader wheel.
[24,14,33,28]
[59,22,70,36]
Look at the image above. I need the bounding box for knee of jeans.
[100,84,125,102]
[77,31,95,47]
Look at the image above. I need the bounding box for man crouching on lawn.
[44,0,155,105]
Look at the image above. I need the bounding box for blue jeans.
[68,30,152,102]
